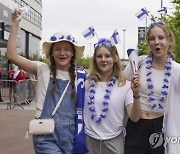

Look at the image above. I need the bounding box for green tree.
[166,0,180,62]
[40,57,50,65]
[138,1,180,63]
[137,40,149,56]
[77,56,91,69]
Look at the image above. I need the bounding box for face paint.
[107,57,113,63]
[161,39,167,47]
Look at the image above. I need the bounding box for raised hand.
[131,74,140,98]
[12,8,23,25]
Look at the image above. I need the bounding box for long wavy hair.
[49,42,76,99]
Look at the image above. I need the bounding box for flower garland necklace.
[146,55,172,109]
[88,76,117,123]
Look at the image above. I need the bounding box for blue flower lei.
[146,55,172,109]
[88,76,117,123]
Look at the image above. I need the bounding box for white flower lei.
[146,55,172,109]
[88,76,117,123]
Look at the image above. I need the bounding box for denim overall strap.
[51,80,70,117]
[40,78,76,123]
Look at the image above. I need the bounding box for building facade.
[0,0,42,76]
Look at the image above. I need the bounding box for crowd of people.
[0,62,36,106]
[5,7,180,154]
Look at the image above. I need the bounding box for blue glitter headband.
[148,21,165,29]
[94,38,113,50]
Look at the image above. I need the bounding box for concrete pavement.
[0,102,36,154]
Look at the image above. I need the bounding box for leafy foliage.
[137,40,149,56]
[77,56,91,69]
[138,0,180,62]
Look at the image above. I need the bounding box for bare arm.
[126,74,141,122]
[6,8,37,75]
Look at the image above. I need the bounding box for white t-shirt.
[34,62,70,117]
[124,55,167,113]
[84,80,133,140]
[139,61,166,113]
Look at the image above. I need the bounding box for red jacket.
[14,70,26,82]
[8,69,15,79]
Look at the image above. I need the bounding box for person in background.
[11,65,26,104]
[84,38,141,154]
[123,21,179,154]
[8,63,15,104]
[8,63,15,80]
[13,67,26,82]
[7,8,87,154]
[25,71,36,103]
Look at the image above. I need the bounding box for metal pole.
[145,16,147,39]
[90,42,92,65]
[122,29,126,61]
[160,0,163,18]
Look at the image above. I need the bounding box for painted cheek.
[161,40,167,47]
[107,58,113,63]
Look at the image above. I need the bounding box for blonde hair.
[88,44,126,86]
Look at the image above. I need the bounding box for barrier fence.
[0,79,37,109]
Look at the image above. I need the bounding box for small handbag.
[28,81,70,136]
[29,118,55,135]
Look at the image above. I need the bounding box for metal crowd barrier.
[0,79,37,110]
[26,79,37,104]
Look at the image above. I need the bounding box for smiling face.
[52,41,74,71]
[95,46,115,76]
[148,26,172,59]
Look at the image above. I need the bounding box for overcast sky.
[41,0,173,58]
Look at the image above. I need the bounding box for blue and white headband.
[94,38,114,50]
[148,21,165,29]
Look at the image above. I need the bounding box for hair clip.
[148,21,165,29]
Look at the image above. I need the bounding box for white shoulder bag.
[28,81,70,136]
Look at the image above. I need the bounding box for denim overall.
[33,78,76,154]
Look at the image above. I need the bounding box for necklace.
[146,55,172,109]
[88,76,117,123]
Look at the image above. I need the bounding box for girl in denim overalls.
[7,8,85,154]
[34,75,77,153]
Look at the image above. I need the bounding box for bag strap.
[51,80,70,117]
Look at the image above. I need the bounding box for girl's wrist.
[133,95,140,99]
[11,22,19,28]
